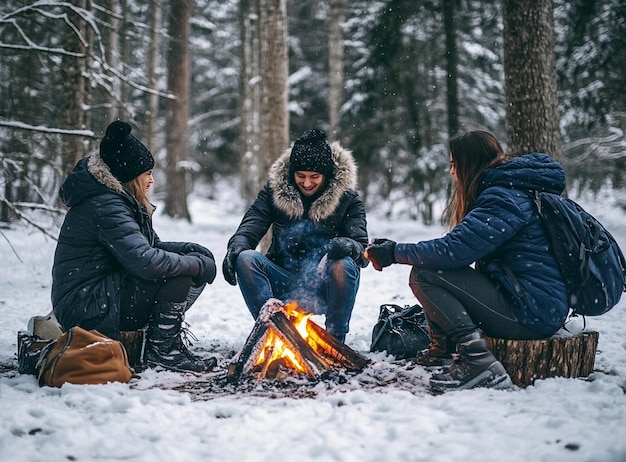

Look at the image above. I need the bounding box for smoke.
[278,221,330,315]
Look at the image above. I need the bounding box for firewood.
[306,321,369,370]
[268,310,331,378]
[227,319,270,382]
[227,298,369,382]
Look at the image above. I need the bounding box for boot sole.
[414,358,454,369]
[430,362,513,392]
[144,357,217,374]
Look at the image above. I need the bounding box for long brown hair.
[124,175,155,216]
[444,130,507,228]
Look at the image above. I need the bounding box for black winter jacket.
[51,153,214,339]
[226,142,369,272]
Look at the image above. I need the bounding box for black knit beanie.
[99,121,154,183]
[289,129,334,178]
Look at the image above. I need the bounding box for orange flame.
[255,301,313,374]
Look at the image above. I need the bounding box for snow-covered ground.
[1,187,625,462]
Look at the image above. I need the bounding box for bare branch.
[0,229,23,263]
[0,198,59,241]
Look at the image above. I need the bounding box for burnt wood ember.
[227,299,369,383]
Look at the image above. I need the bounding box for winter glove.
[222,247,245,286]
[365,238,397,271]
[188,252,217,285]
[158,241,213,258]
[181,242,214,258]
[326,237,359,261]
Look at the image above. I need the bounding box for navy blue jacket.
[395,153,569,335]
[52,154,213,339]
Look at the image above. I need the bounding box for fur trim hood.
[268,141,358,221]
[88,151,127,194]
[59,153,128,209]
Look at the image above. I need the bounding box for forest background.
[1,0,625,230]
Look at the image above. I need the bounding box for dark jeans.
[236,250,360,339]
[409,266,545,344]
[119,276,204,331]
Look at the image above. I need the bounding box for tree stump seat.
[119,330,146,370]
[485,331,599,388]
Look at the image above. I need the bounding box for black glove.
[222,247,244,286]
[365,238,397,271]
[189,252,217,285]
[158,241,213,258]
[182,242,214,258]
[326,237,358,261]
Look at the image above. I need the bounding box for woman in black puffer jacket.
[52,120,217,373]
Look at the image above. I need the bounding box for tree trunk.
[164,0,191,221]
[239,0,263,204]
[443,0,459,139]
[117,5,130,121]
[104,0,121,124]
[503,0,562,161]
[258,0,289,252]
[61,0,90,179]
[328,0,345,139]
[485,331,599,388]
[145,0,162,153]
[259,0,289,178]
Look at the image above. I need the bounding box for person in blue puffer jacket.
[366,130,569,392]
[52,120,218,373]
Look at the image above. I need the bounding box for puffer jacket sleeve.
[394,187,527,267]
[338,191,369,267]
[226,184,275,251]
[94,196,206,280]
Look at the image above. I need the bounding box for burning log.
[228,299,369,383]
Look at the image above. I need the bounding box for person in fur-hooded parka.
[222,129,369,342]
[51,120,218,372]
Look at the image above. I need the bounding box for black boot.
[413,325,455,368]
[144,301,217,373]
[429,333,512,392]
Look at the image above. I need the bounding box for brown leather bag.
[37,327,134,387]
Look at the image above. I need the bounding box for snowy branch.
[0,120,97,138]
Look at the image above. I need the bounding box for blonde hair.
[124,175,155,216]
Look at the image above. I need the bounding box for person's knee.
[236,249,262,271]
[328,257,359,280]
[409,266,440,299]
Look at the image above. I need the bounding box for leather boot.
[144,301,217,373]
[429,332,512,392]
[413,325,455,368]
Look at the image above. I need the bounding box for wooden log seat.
[119,330,146,370]
[485,331,599,388]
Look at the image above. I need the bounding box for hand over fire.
[365,238,397,271]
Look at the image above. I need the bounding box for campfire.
[227,299,369,382]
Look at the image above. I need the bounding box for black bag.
[370,304,431,359]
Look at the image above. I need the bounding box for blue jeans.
[236,250,360,341]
